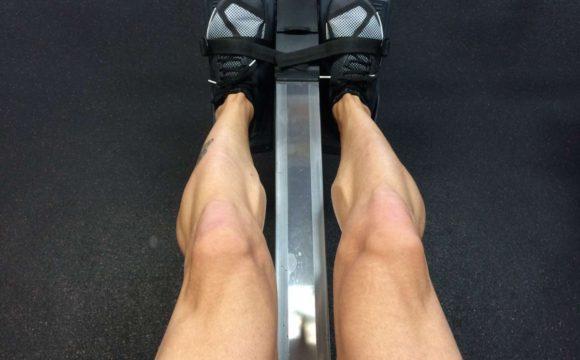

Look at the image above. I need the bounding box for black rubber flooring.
[1,1,579,358]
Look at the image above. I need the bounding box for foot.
[323,0,387,118]
[205,0,273,108]
[204,0,275,153]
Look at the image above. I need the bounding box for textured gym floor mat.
[1,0,579,358]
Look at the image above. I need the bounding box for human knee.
[177,201,274,306]
[337,232,431,304]
[188,200,268,265]
[340,187,427,268]
[357,186,422,234]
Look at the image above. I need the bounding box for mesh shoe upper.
[325,0,385,111]
[207,3,265,39]
[205,0,269,105]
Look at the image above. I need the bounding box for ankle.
[215,92,254,124]
[332,93,372,128]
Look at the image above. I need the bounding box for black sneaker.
[324,0,389,115]
[203,0,275,152]
[319,0,391,152]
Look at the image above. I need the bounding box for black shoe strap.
[276,37,388,68]
[200,37,388,68]
[200,38,278,64]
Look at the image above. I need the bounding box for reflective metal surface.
[276,82,330,360]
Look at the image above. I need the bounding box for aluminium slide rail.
[275,0,331,359]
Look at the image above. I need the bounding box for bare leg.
[331,94,461,359]
[157,93,276,359]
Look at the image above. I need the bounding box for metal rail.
[275,82,330,359]
[275,1,331,358]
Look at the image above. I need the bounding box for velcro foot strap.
[276,38,389,68]
[200,38,278,64]
[200,37,389,68]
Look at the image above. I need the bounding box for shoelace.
[343,54,374,79]
[209,55,256,86]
